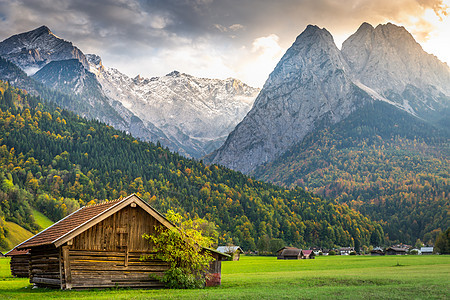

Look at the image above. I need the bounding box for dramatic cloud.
[0,0,448,87]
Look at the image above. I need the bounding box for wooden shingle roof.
[17,198,122,249]
[5,248,30,256]
[16,194,174,250]
[281,248,301,256]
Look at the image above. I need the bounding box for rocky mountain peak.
[342,22,450,118]
[31,25,52,36]
[166,70,181,77]
[86,54,104,75]
[0,25,89,74]
[294,24,334,45]
[209,24,370,173]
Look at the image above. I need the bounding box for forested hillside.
[253,101,449,245]
[0,81,382,251]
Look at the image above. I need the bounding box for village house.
[301,250,315,259]
[420,246,434,255]
[13,194,228,289]
[385,247,407,255]
[338,247,355,255]
[370,247,384,256]
[309,247,322,256]
[216,246,243,261]
[321,249,330,256]
[5,248,30,277]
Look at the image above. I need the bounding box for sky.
[0,0,448,87]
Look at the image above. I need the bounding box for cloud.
[0,0,448,87]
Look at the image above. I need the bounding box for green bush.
[329,250,336,256]
[155,267,204,289]
[143,210,216,289]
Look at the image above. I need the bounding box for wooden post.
[62,246,72,290]
[125,248,129,267]
[58,247,63,290]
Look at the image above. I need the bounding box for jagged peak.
[33,25,52,35]
[166,70,181,77]
[374,22,411,37]
[86,54,102,64]
[294,24,334,46]
[356,22,374,33]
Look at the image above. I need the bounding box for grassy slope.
[1,222,33,253]
[31,209,54,231]
[0,210,53,253]
[0,255,448,299]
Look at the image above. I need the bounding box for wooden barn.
[216,246,243,261]
[14,194,227,289]
[277,247,302,259]
[386,247,407,255]
[5,248,30,277]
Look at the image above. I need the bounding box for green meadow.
[0,255,448,299]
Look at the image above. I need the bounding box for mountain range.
[0,22,448,246]
[0,26,259,158]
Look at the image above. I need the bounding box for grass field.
[0,255,448,299]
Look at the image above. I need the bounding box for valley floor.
[0,255,448,299]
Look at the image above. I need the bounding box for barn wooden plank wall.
[72,206,159,252]
[67,249,168,289]
[10,255,30,277]
[29,247,61,287]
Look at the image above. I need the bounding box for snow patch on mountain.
[87,54,259,157]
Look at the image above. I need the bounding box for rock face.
[342,22,450,119]
[0,26,88,75]
[209,23,450,173]
[88,54,259,157]
[209,25,372,173]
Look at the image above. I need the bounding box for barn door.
[116,227,129,266]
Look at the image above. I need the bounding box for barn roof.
[281,248,301,256]
[5,247,30,256]
[216,246,243,254]
[17,194,174,250]
[387,247,407,252]
[302,250,314,256]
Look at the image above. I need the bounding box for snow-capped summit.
[88,55,260,158]
[0,25,88,74]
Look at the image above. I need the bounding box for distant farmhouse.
[386,247,407,255]
[370,247,384,256]
[420,247,434,255]
[11,194,228,289]
[216,246,243,261]
[301,250,315,259]
[277,247,301,259]
[339,247,355,255]
[277,247,315,259]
